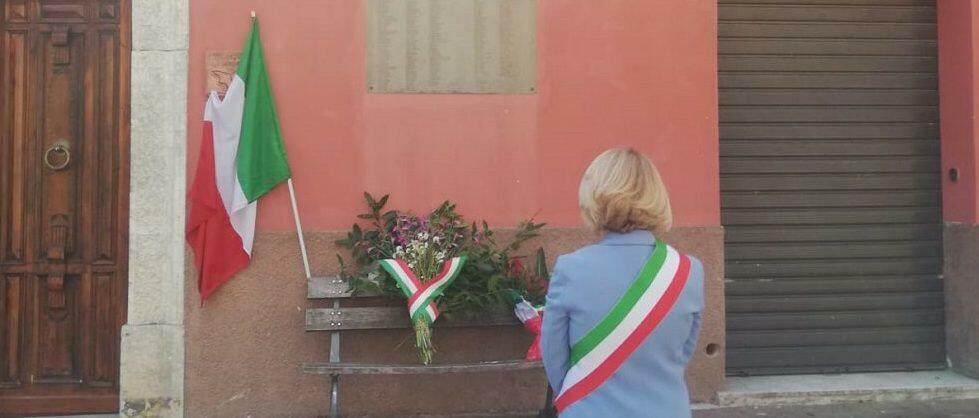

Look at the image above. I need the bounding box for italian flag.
[187,18,291,301]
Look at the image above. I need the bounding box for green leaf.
[382,210,398,222]
[487,275,501,292]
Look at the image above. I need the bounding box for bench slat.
[308,276,361,299]
[302,360,542,375]
[306,306,520,331]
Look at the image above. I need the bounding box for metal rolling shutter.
[719,0,945,375]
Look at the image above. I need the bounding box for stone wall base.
[120,324,186,417]
[183,227,724,416]
[944,223,979,379]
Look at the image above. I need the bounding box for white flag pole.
[287,178,312,279]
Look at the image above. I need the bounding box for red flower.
[508,258,526,276]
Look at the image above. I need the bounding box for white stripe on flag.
[558,246,681,396]
[207,75,257,255]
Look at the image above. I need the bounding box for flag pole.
[252,9,308,279]
[287,178,312,279]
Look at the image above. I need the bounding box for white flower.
[433,236,441,243]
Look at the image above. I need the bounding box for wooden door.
[719,0,944,375]
[0,0,129,414]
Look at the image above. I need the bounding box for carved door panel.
[0,1,129,415]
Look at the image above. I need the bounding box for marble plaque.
[367,0,537,94]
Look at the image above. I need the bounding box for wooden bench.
[302,275,555,417]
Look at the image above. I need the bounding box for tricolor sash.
[554,241,691,412]
[379,256,467,324]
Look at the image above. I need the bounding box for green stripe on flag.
[236,18,292,202]
[569,240,668,365]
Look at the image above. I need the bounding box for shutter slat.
[727,310,944,331]
[720,73,937,89]
[726,258,942,278]
[727,241,942,260]
[722,190,941,207]
[726,344,945,368]
[725,276,943,296]
[724,225,942,242]
[728,292,944,312]
[720,123,938,140]
[721,89,938,105]
[721,139,938,157]
[719,22,935,40]
[721,106,938,123]
[728,327,944,348]
[722,173,941,191]
[719,0,933,5]
[721,156,939,174]
[719,5,936,23]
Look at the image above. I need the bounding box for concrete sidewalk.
[695,399,979,418]
[38,372,979,417]
[36,400,979,417]
[695,370,979,417]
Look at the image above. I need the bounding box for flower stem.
[414,317,434,365]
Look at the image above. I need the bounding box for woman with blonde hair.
[542,148,704,417]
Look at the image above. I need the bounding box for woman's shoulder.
[553,243,610,272]
[661,244,702,276]
[549,244,606,290]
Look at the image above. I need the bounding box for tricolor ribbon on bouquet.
[379,256,467,323]
[512,296,544,361]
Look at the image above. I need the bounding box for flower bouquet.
[337,193,545,364]
[506,248,550,361]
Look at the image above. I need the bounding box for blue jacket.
[542,230,704,418]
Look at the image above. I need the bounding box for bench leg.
[538,385,556,418]
[329,374,340,418]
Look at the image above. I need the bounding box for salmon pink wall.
[187,0,720,231]
[939,0,979,224]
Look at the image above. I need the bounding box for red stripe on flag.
[555,254,692,412]
[186,121,251,301]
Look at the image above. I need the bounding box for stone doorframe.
[120,1,189,416]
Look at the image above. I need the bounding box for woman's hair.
[578,148,673,234]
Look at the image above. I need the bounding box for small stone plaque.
[205,52,239,96]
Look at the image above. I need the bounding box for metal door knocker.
[44,142,71,171]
